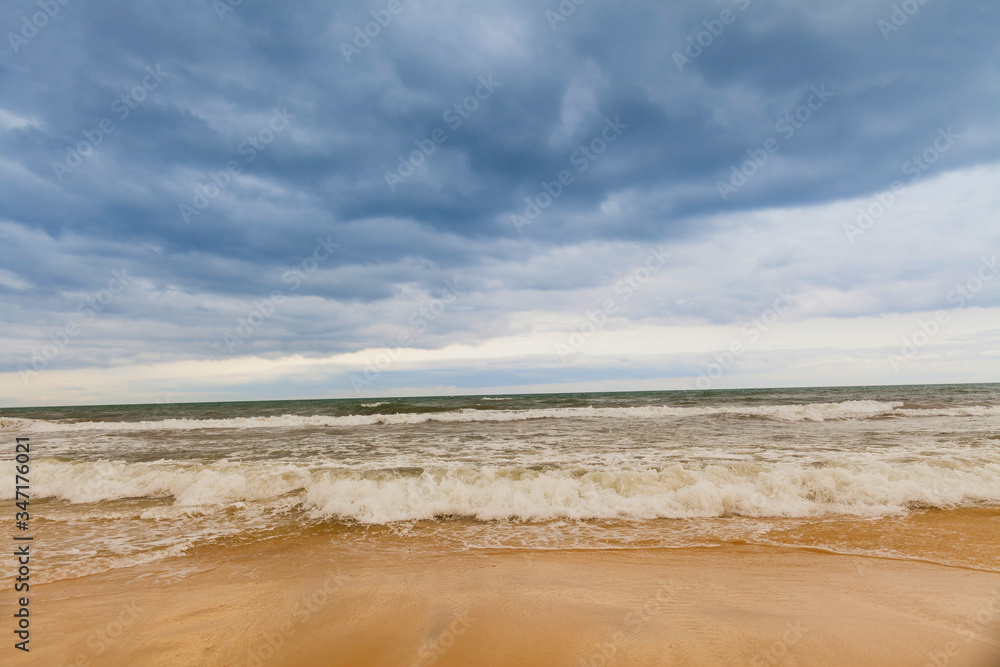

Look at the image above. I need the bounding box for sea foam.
[10,457,999,523]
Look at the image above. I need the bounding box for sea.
[2,383,999,583]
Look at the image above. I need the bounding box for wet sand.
[7,538,1000,667]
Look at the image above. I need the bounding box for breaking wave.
[11,457,1000,523]
[6,400,998,433]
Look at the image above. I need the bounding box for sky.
[1,0,999,406]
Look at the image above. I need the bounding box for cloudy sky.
[1,0,998,406]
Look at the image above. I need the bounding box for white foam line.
[8,399,992,433]
[8,458,999,523]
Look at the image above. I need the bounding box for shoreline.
[14,505,1000,586]
[7,540,1000,666]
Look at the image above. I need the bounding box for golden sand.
[6,530,1000,667]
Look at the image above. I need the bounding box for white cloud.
[0,109,39,131]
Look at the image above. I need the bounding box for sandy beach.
[8,536,1000,667]
[4,389,1000,666]
[4,0,1000,658]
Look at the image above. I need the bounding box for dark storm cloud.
[1,0,999,374]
